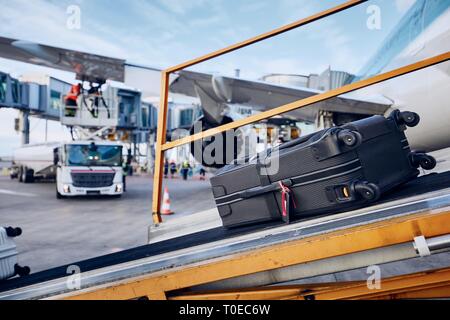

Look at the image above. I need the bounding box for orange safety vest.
[65,84,81,103]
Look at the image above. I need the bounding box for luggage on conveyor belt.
[211,110,437,228]
[0,227,30,281]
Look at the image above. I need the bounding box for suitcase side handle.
[215,179,293,206]
[242,179,293,199]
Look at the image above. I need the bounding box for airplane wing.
[170,70,392,124]
[0,36,125,82]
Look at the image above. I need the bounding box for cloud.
[189,16,223,28]
[0,0,130,59]
[238,1,269,13]
[304,18,357,72]
[395,0,417,14]
[156,0,208,16]
[278,0,325,24]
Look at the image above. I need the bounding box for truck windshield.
[66,144,122,167]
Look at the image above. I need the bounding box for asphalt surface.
[0,174,216,273]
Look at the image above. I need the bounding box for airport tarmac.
[0,174,216,273]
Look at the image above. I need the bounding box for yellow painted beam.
[169,269,450,300]
[60,208,450,300]
[372,284,450,300]
[151,72,170,224]
[311,268,450,300]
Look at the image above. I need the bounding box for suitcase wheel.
[5,227,22,238]
[14,264,31,277]
[391,110,420,128]
[409,152,437,170]
[337,129,362,147]
[353,181,380,201]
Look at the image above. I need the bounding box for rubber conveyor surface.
[1,171,450,293]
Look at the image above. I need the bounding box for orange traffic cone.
[161,187,174,215]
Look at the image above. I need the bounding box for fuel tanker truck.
[11,141,124,199]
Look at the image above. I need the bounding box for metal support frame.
[169,268,450,300]
[150,0,450,223]
[19,110,30,145]
[71,126,113,141]
[55,207,450,300]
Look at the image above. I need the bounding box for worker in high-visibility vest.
[122,154,132,192]
[181,160,191,181]
[64,84,81,117]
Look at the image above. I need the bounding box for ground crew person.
[64,83,81,117]
[170,161,177,179]
[164,159,169,179]
[122,161,129,192]
[199,166,206,180]
[122,152,132,192]
[181,160,191,181]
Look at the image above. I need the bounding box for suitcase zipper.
[215,159,362,207]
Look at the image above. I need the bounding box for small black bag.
[0,227,30,281]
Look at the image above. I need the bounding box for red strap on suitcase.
[278,181,297,218]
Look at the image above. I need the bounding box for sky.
[0,0,417,156]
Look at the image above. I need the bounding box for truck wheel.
[18,167,24,182]
[23,167,34,183]
[56,189,64,199]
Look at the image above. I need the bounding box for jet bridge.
[0,71,155,145]
[59,84,142,129]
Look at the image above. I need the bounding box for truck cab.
[55,141,124,199]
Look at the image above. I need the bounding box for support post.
[20,110,30,145]
[151,72,170,226]
[148,132,155,174]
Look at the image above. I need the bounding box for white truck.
[11,141,124,199]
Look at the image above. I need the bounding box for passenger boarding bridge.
[0,71,160,148]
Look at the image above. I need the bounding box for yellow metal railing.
[151,0,450,224]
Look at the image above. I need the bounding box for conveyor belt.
[1,171,450,296]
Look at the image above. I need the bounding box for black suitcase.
[211,110,436,228]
